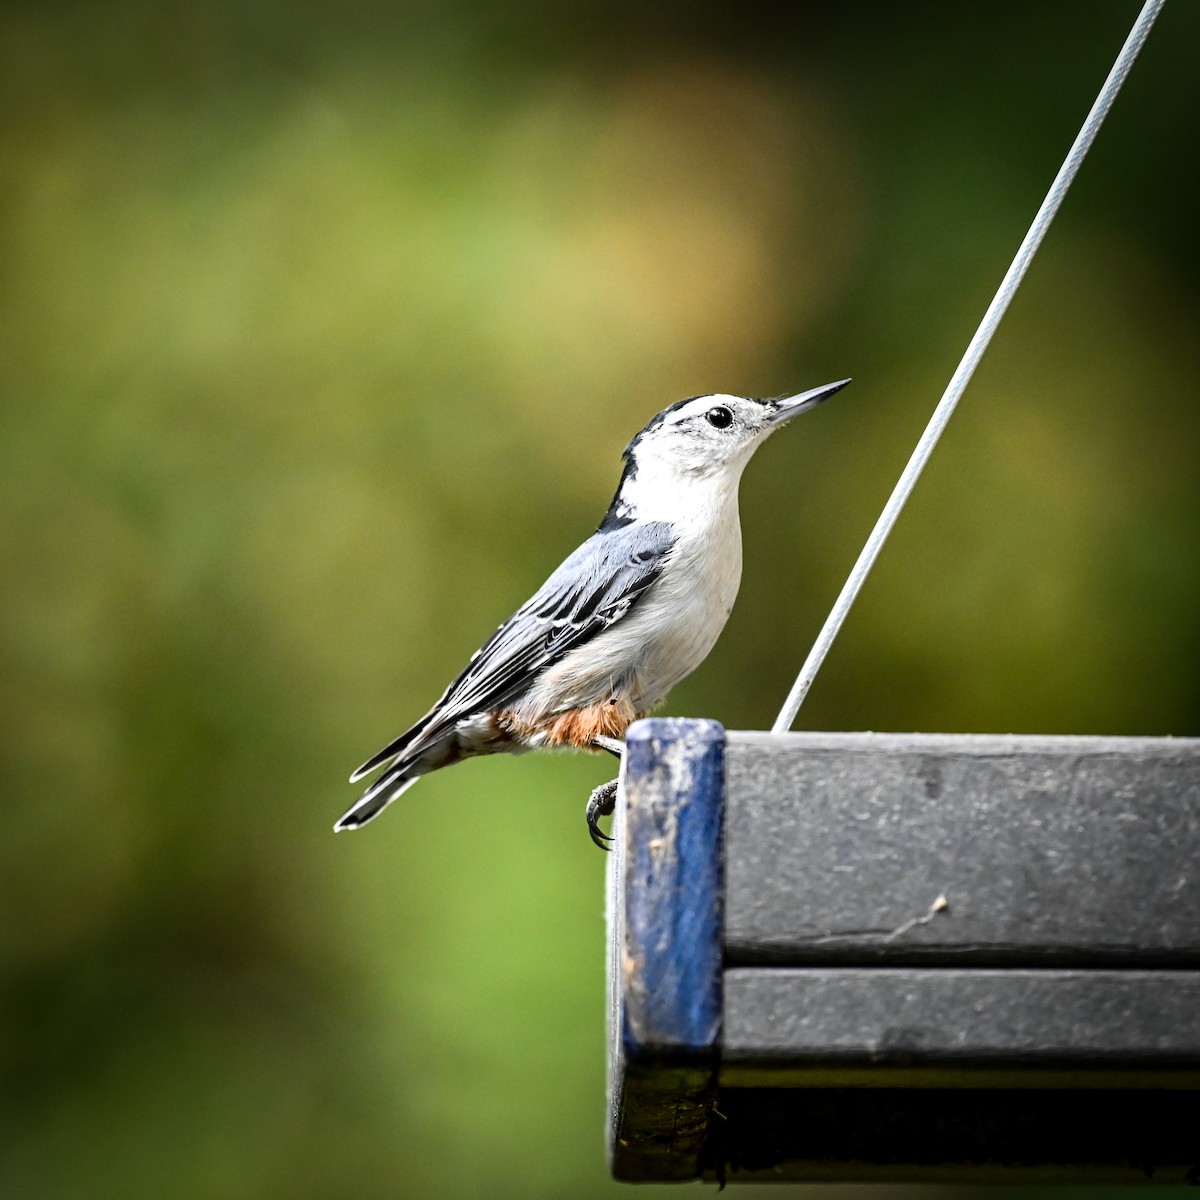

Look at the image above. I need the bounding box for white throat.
[620,452,750,533]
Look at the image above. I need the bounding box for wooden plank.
[725,732,1200,965]
[606,718,724,1182]
[606,722,1200,1183]
[721,967,1200,1087]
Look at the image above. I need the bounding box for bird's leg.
[593,735,625,758]
[586,734,625,850]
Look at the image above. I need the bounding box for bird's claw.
[586,778,619,851]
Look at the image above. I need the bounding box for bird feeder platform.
[606,720,1200,1185]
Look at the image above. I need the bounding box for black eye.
[705,406,733,429]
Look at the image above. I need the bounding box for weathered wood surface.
[722,967,1200,1086]
[725,732,1200,965]
[607,722,1200,1184]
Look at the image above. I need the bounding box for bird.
[338,378,849,847]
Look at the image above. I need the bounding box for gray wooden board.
[609,724,1200,1183]
[724,732,1200,965]
[720,967,1200,1086]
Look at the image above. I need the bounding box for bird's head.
[603,379,849,527]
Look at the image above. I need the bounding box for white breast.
[516,478,744,719]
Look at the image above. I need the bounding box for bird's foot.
[586,778,619,851]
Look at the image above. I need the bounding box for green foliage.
[2,2,1197,1197]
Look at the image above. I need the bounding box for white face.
[603,380,846,527]
[626,393,781,479]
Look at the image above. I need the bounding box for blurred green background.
[2,0,1197,1197]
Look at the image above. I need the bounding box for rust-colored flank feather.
[499,697,638,749]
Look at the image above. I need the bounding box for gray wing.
[351,520,676,779]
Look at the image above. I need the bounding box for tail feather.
[349,717,436,783]
[341,724,463,831]
[334,769,419,831]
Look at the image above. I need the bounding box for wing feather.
[352,521,675,779]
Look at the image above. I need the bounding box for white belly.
[515,513,743,718]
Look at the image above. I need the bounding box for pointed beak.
[765,377,851,426]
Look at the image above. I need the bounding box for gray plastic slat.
[721,967,1200,1087]
[725,732,1200,965]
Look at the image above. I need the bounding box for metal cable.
[773,0,1167,734]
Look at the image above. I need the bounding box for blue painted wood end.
[607,717,725,1181]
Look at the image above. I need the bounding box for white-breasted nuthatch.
[338,378,849,847]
